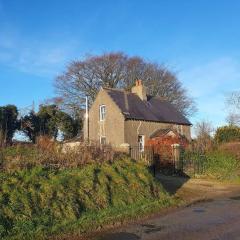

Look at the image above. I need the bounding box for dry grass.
[218,142,240,161]
[0,137,120,172]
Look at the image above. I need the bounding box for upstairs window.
[99,105,106,121]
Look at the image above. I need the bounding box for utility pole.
[32,101,35,113]
[85,96,89,142]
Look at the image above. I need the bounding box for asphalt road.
[93,195,240,240]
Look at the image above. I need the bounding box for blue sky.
[0,0,240,129]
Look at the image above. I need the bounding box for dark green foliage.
[0,159,173,239]
[21,105,81,142]
[21,111,40,143]
[37,104,59,138]
[214,125,240,144]
[0,105,18,146]
[56,110,81,140]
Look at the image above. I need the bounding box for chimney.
[131,80,147,101]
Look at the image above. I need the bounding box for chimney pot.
[132,79,147,101]
[135,79,142,86]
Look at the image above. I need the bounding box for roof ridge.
[147,95,168,101]
[103,87,127,92]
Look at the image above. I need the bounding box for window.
[100,136,106,145]
[138,135,145,152]
[99,105,106,121]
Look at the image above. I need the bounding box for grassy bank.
[0,157,176,240]
[204,151,240,181]
[182,146,240,181]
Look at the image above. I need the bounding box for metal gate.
[129,146,154,165]
[178,153,206,176]
[129,146,206,176]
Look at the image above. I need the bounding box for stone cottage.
[84,80,192,151]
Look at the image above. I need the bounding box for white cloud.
[180,57,240,98]
[0,28,80,76]
[14,45,75,75]
[180,57,240,127]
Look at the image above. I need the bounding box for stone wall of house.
[85,89,125,147]
[124,119,191,147]
[84,88,191,149]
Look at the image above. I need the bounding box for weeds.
[0,142,117,172]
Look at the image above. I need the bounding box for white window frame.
[138,135,145,152]
[99,105,106,121]
[100,136,106,145]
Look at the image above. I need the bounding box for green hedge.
[204,151,240,180]
[0,158,173,239]
[214,125,240,144]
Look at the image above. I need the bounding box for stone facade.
[124,119,191,147]
[84,88,191,150]
[85,89,125,147]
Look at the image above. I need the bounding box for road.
[89,176,240,240]
[93,195,240,240]
[59,177,240,240]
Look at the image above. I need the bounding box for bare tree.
[226,112,240,126]
[194,120,214,153]
[226,91,240,126]
[55,52,196,117]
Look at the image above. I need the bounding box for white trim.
[99,105,106,121]
[100,136,106,145]
[138,135,145,152]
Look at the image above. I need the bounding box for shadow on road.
[155,172,190,195]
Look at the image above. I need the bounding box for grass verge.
[0,157,178,240]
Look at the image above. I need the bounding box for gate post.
[171,144,180,171]
[120,143,130,154]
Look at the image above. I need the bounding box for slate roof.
[104,88,192,126]
[150,128,174,138]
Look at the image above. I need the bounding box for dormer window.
[99,105,106,121]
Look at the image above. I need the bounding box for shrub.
[214,125,240,144]
[204,151,240,180]
[0,142,117,172]
[180,147,240,180]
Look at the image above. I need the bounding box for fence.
[129,146,154,165]
[179,152,206,176]
[129,145,206,176]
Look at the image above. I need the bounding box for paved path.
[94,195,240,240]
